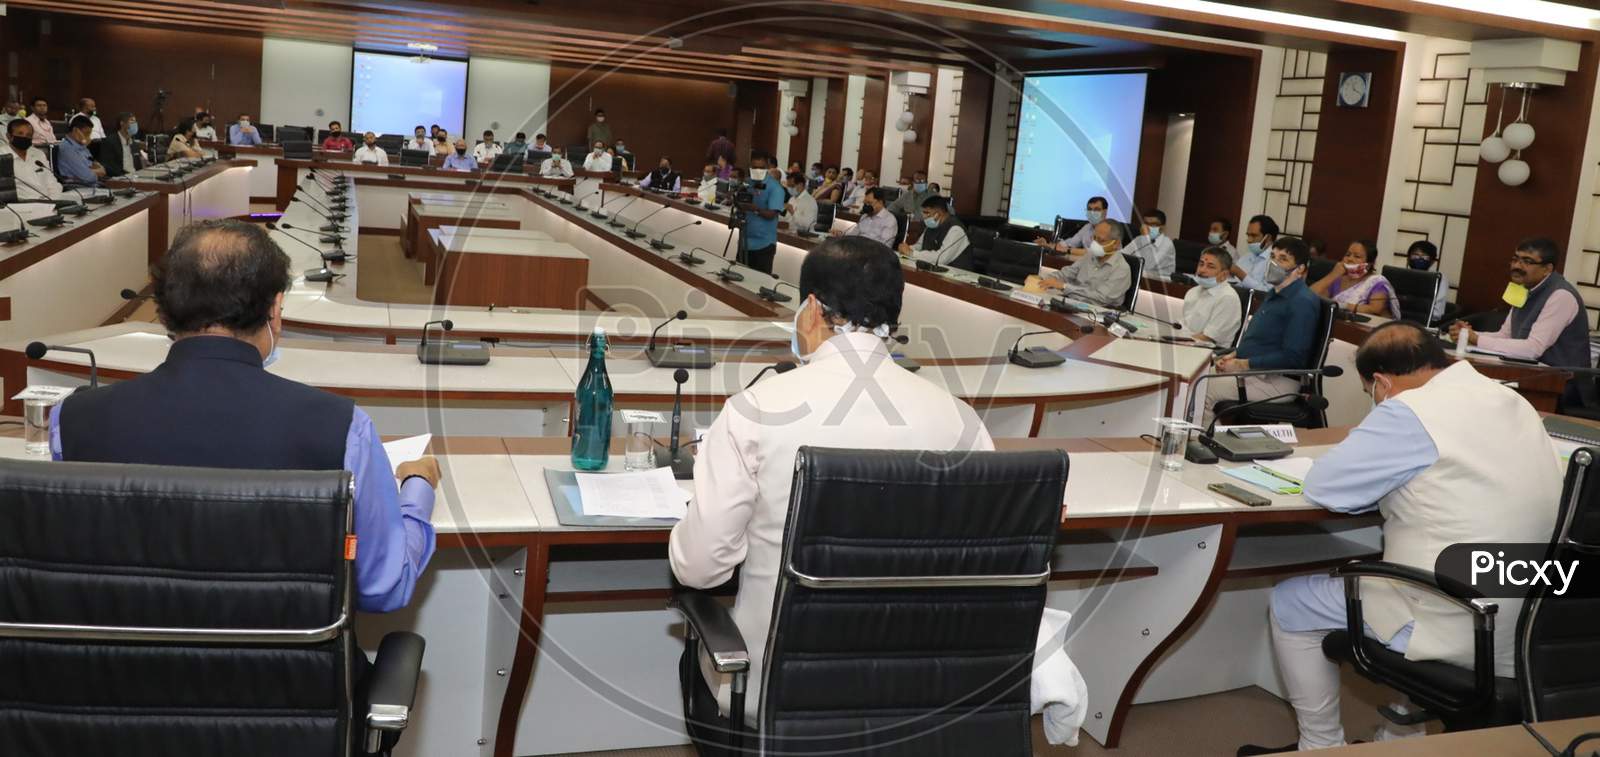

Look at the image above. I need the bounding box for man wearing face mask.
[1039,219,1131,307]
[587,108,611,149]
[473,129,503,163]
[1208,217,1237,259]
[54,115,106,185]
[353,131,389,166]
[0,101,21,127]
[1124,208,1176,280]
[898,195,969,268]
[320,121,353,152]
[640,156,682,193]
[6,119,64,200]
[228,113,262,146]
[191,110,216,144]
[1231,214,1280,291]
[783,171,818,234]
[1449,237,1591,407]
[442,138,478,171]
[583,141,613,173]
[696,163,719,204]
[1239,321,1559,755]
[739,151,788,274]
[887,170,934,218]
[1034,196,1108,261]
[1405,240,1449,323]
[834,187,897,247]
[96,112,146,178]
[540,148,574,178]
[613,139,634,172]
[68,97,106,141]
[1207,237,1320,420]
[45,220,443,615]
[670,236,994,732]
[1183,247,1243,345]
[842,169,874,211]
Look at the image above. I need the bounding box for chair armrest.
[1331,559,1497,619]
[365,632,426,737]
[670,591,749,674]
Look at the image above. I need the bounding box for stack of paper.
[575,467,691,519]
[1221,457,1315,495]
[382,434,432,476]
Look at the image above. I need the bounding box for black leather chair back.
[1121,252,1145,312]
[987,237,1043,284]
[814,201,836,234]
[0,459,357,756]
[760,447,1067,756]
[1299,298,1338,427]
[1382,265,1444,326]
[283,140,314,160]
[256,123,277,142]
[1174,239,1208,278]
[1308,256,1336,284]
[278,126,313,144]
[399,149,430,167]
[1518,447,1600,722]
[1230,285,1257,350]
[893,211,909,247]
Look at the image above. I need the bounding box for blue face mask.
[1207,231,1223,245]
[262,326,280,369]
[923,215,940,229]
[1190,274,1221,289]
[1247,241,1264,256]
[914,182,928,192]
[128,122,140,137]
[1086,210,1104,225]
[1148,226,1161,240]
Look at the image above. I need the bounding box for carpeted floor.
[352,233,432,304]
[544,679,1412,757]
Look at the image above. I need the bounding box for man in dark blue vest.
[48,219,441,613]
[1450,236,1592,408]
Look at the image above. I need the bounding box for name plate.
[1009,289,1045,307]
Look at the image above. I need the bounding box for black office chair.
[1307,256,1336,284]
[283,140,314,160]
[256,123,277,142]
[1228,285,1258,351]
[278,125,312,144]
[399,148,430,167]
[673,446,1068,756]
[490,153,525,173]
[374,134,404,152]
[812,201,837,234]
[1382,265,1445,327]
[1120,252,1145,312]
[1216,298,1337,428]
[892,211,910,248]
[1322,447,1600,734]
[1174,239,1207,279]
[0,459,424,756]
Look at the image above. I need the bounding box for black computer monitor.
[256,123,276,142]
[525,150,552,166]
[399,149,431,167]
[986,238,1045,284]
[281,141,313,160]
[375,134,404,152]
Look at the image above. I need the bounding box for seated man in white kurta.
[669,236,995,731]
[1238,321,1561,755]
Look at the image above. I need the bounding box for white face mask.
[1208,231,1224,245]
[749,168,768,181]
[1088,240,1108,259]
[790,298,816,362]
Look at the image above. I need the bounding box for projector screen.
[1007,72,1149,230]
[350,51,468,137]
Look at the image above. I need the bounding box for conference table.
[103,157,255,244]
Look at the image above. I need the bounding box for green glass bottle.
[571,326,613,471]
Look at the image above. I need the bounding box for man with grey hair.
[1183,246,1243,345]
[1039,219,1132,307]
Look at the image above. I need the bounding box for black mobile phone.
[1208,482,1271,507]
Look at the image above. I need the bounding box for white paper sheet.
[1256,456,1315,483]
[575,467,691,519]
[382,434,432,476]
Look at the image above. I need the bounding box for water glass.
[624,418,657,472]
[1158,419,1187,472]
[24,398,55,457]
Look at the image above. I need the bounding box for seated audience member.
[1041,220,1131,306]
[504,132,529,156]
[1231,214,1280,291]
[228,114,262,146]
[320,121,353,152]
[1207,237,1320,418]
[835,187,897,247]
[47,219,443,614]
[786,161,803,180]
[640,156,683,193]
[1238,321,1560,755]
[1126,208,1177,280]
[887,170,934,217]
[530,133,551,154]
[167,118,204,161]
[1405,240,1450,323]
[1035,195,1107,259]
[55,114,106,184]
[429,124,442,140]
[1450,237,1592,407]
[739,152,786,274]
[583,141,613,172]
[784,171,819,234]
[613,139,634,171]
[839,167,856,199]
[432,134,452,156]
[0,100,21,127]
[5,119,63,199]
[539,148,574,178]
[473,130,502,162]
[1311,239,1400,318]
[806,161,825,191]
[728,166,746,185]
[352,132,389,166]
[670,235,994,726]
[898,195,969,268]
[25,97,56,146]
[442,138,478,171]
[190,110,215,143]
[842,169,874,210]
[96,112,146,178]
[406,125,431,152]
[1208,217,1237,259]
[714,154,734,180]
[811,165,844,203]
[68,97,105,140]
[696,163,719,203]
[1184,247,1243,345]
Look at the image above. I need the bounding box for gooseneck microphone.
[120,288,153,302]
[26,341,99,389]
[743,361,798,390]
[0,204,32,242]
[267,222,346,263]
[289,197,345,232]
[297,191,346,221]
[1007,329,1066,369]
[585,190,607,219]
[625,204,669,239]
[679,247,711,267]
[651,220,701,251]
[654,368,694,479]
[758,279,797,303]
[279,220,345,246]
[606,195,642,228]
[417,319,491,366]
[35,163,92,214]
[647,310,688,356]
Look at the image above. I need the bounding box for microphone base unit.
[715,268,744,282]
[319,222,341,233]
[913,260,948,274]
[321,251,348,263]
[304,267,337,283]
[758,287,792,303]
[606,218,627,228]
[0,228,30,244]
[588,210,608,219]
[58,203,90,217]
[417,340,491,366]
[650,240,675,251]
[1183,440,1220,465]
[977,276,1013,292]
[1196,428,1294,463]
[624,230,647,239]
[83,195,113,205]
[27,215,66,228]
[892,355,922,372]
[557,197,575,206]
[653,447,696,480]
[112,188,137,198]
[1008,346,1065,369]
[647,346,716,370]
[677,253,704,266]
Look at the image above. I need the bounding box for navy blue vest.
[59,336,354,471]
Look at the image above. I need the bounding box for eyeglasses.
[1510,254,1547,266]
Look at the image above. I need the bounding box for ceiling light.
[406,42,439,53]
[1410,0,1600,31]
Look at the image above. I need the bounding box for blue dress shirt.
[1303,399,1439,513]
[1235,246,1273,291]
[228,123,263,146]
[742,176,788,250]
[56,138,98,185]
[442,152,479,171]
[50,404,436,613]
[1235,278,1321,370]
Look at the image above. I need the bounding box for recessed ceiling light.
[406,42,439,53]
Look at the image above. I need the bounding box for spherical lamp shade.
[1479,135,1511,164]
[783,110,796,125]
[897,111,914,129]
[902,129,917,143]
[1498,158,1530,187]
[1503,121,1536,151]
[785,124,800,137]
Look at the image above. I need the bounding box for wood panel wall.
[857,76,888,179]
[1143,52,1261,242]
[949,66,994,216]
[1302,46,1404,252]
[547,63,753,169]
[786,94,813,169]
[1,9,263,133]
[819,77,847,167]
[897,87,936,181]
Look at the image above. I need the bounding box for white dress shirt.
[540,157,574,178]
[670,331,994,723]
[785,190,818,233]
[583,151,613,172]
[352,145,390,166]
[843,209,897,246]
[405,137,432,153]
[1125,232,1176,279]
[841,182,866,210]
[472,141,503,162]
[696,177,718,204]
[1181,281,1243,345]
[9,145,62,199]
[192,123,214,143]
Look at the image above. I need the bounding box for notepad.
[1256,456,1314,483]
[1221,464,1303,495]
[574,467,691,520]
[382,434,431,476]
